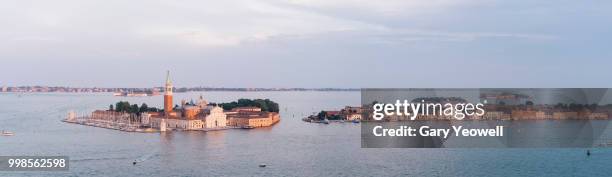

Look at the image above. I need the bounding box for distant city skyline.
[1,0,612,88]
[0,85,360,93]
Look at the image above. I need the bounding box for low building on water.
[226,107,280,128]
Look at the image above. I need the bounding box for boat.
[587,150,591,156]
[126,93,149,97]
[322,119,329,124]
[352,119,360,123]
[1,130,14,136]
[114,92,150,97]
[240,126,255,129]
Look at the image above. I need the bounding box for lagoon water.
[1,92,612,176]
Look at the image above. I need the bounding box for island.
[63,71,280,132]
[303,106,363,124]
[304,95,612,123]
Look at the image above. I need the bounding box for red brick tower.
[164,71,173,116]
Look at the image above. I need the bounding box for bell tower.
[164,70,173,116]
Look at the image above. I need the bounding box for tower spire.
[166,70,172,84]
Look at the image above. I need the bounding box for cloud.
[130,0,384,47]
[127,0,551,47]
[11,36,63,42]
[2,0,552,49]
[372,29,558,43]
[278,0,488,16]
[0,0,609,87]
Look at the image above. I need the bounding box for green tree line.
[218,98,279,113]
[109,101,161,115]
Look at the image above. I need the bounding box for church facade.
[142,71,227,130]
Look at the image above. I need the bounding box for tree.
[139,103,149,113]
[111,101,160,114]
[115,101,131,112]
[317,111,327,119]
[589,103,598,111]
[130,104,139,114]
[109,104,114,111]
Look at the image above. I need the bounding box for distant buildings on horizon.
[0,85,358,93]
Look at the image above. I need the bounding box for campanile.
[164,71,173,115]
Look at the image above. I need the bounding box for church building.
[143,71,227,130]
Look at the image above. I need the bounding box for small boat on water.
[1,130,14,136]
[587,150,591,156]
[322,119,330,124]
[352,119,360,123]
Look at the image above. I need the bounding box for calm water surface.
[1,92,611,176]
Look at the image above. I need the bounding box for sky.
[1,0,611,88]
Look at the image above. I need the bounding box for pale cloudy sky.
[1,0,611,88]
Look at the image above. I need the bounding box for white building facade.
[204,106,227,128]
